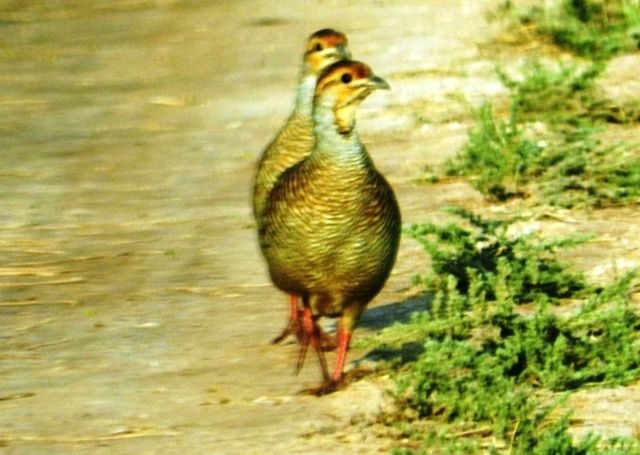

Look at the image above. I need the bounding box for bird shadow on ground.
[359,294,430,331]
[354,293,433,368]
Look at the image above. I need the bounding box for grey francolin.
[253,29,350,346]
[259,60,401,394]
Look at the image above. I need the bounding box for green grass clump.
[408,208,590,304]
[367,210,640,453]
[496,59,603,123]
[536,129,640,208]
[513,0,640,61]
[442,59,640,207]
[445,103,542,200]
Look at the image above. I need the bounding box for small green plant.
[496,59,603,123]
[441,59,640,207]
[445,103,542,200]
[536,128,640,208]
[512,0,640,61]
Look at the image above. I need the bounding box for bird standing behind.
[253,29,351,345]
[260,60,401,394]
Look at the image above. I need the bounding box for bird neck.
[292,73,317,118]
[312,100,368,165]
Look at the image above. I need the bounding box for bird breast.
[260,152,401,308]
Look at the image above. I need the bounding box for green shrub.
[445,103,542,200]
[406,208,590,303]
[373,210,640,453]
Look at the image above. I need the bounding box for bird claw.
[273,307,337,350]
[298,379,344,396]
[318,329,337,351]
[271,297,305,345]
[270,320,300,345]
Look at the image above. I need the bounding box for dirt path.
[1,1,639,453]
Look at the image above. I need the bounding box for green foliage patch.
[510,0,640,61]
[408,208,590,304]
[387,3,640,452]
[496,59,603,123]
[364,210,640,453]
[442,59,640,207]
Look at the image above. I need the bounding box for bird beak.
[363,75,391,91]
[324,44,351,61]
[337,44,352,59]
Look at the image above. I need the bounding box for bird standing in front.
[252,29,351,346]
[260,60,401,394]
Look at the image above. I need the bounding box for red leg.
[331,327,352,383]
[296,306,329,381]
[272,295,337,350]
[305,325,352,396]
[271,295,302,344]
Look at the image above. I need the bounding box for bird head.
[314,60,390,134]
[303,29,351,76]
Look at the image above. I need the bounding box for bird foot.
[272,308,337,350]
[271,296,304,345]
[318,328,337,351]
[270,320,300,345]
[298,379,344,396]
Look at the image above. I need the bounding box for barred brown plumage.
[252,29,350,346]
[260,60,401,394]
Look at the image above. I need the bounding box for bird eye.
[314,43,323,52]
[341,73,352,84]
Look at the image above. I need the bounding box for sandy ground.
[1,1,639,453]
